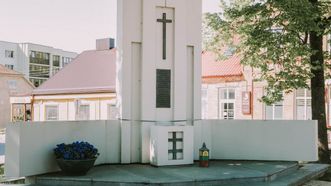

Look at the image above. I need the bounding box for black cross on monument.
[168,132,183,160]
[157,13,172,60]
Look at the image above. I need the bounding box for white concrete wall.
[194,120,318,161]
[5,119,318,178]
[5,120,121,177]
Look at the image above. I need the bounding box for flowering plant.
[54,141,99,160]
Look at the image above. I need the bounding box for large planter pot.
[56,158,97,176]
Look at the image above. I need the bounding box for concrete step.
[246,164,330,186]
[33,162,329,186]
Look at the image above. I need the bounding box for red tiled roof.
[202,51,243,78]
[33,49,116,95]
[0,64,21,76]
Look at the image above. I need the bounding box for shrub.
[54,141,99,160]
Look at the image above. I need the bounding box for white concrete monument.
[4,0,320,178]
[116,0,202,166]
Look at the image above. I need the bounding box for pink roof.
[33,49,116,95]
[202,51,243,78]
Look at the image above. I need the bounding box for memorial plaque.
[156,69,171,108]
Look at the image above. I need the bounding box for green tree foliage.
[205,0,331,163]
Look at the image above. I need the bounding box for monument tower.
[117,0,202,166]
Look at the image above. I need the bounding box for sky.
[0,0,220,53]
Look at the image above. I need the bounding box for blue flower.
[54,141,99,160]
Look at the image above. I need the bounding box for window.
[12,104,25,122]
[11,104,32,122]
[44,53,49,60]
[77,104,90,120]
[5,50,14,58]
[53,55,60,67]
[219,88,235,119]
[29,51,50,87]
[296,89,312,120]
[62,57,72,67]
[5,64,14,70]
[265,102,283,120]
[29,65,50,78]
[201,87,208,119]
[30,51,50,65]
[45,105,59,121]
[107,104,118,120]
[52,55,60,76]
[31,51,36,58]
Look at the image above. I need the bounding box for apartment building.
[0,41,77,87]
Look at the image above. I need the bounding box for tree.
[205,0,331,163]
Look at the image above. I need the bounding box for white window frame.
[5,50,14,58]
[45,105,59,121]
[77,104,90,120]
[265,102,283,120]
[107,104,118,120]
[218,88,236,120]
[295,89,312,120]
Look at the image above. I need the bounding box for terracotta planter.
[56,158,97,176]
